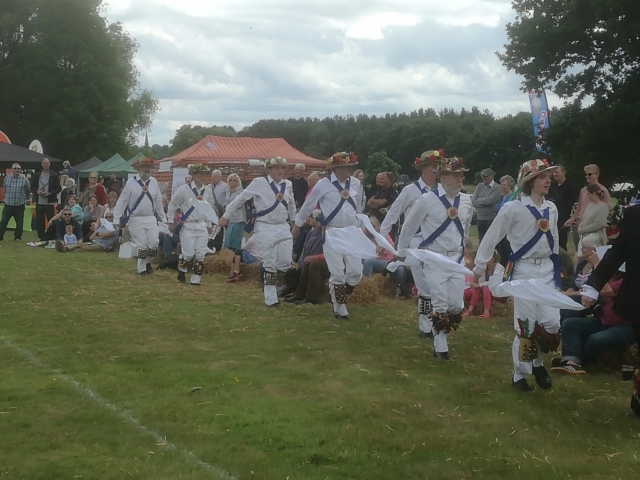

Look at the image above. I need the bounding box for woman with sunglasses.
[54,207,83,248]
[80,171,107,208]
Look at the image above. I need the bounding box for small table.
[0,204,35,231]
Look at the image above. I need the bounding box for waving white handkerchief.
[496,279,584,310]
[187,196,219,225]
[356,214,398,255]
[325,226,378,259]
[406,248,472,276]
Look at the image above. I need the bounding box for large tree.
[0,0,158,162]
[498,0,640,184]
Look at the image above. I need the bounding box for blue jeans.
[161,233,180,257]
[561,316,635,365]
[362,258,388,276]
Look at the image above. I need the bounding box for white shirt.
[295,173,361,228]
[210,181,228,206]
[398,185,473,257]
[474,195,559,275]
[113,175,166,224]
[223,175,295,224]
[167,181,215,225]
[380,178,431,237]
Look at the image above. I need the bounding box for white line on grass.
[1,336,237,480]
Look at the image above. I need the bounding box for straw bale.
[595,344,638,371]
[464,296,514,318]
[204,249,235,275]
[349,276,382,305]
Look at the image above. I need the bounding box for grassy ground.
[1,231,638,480]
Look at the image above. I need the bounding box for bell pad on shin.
[418,296,432,315]
[518,337,538,362]
[264,271,278,286]
[448,312,462,331]
[192,260,204,276]
[431,312,451,334]
[334,284,348,304]
[137,248,147,259]
[533,323,560,353]
[146,247,158,257]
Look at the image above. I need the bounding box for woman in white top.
[353,169,367,214]
[577,184,608,254]
[223,173,246,250]
[99,191,119,222]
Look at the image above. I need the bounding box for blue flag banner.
[528,87,550,153]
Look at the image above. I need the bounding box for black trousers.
[0,204,26,240]
[35,204,55,240]
[476,219,493,243]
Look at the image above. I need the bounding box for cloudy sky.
[105,0,539,146]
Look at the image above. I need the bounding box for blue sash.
[418,190,464,261]
[505,204,563,288]
[245,179,287,233]
[320,178,357,243]
[174,186,205,235]
[122,178,154,225]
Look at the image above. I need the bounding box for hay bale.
[203,249,235,275]
[463,296,514,318]
[350,276,382,305]
[595,344,639,371]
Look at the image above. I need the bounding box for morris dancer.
[219,156,296,307]
[381,149,441,338]
[473,159,561,391]
[294,152,363,320]
[398,156,473,360]
[114,157,166,275]
[167,164,215,286]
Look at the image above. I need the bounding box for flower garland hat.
[413,149,444,170]
[436,156,469,176]
[188,163,212,175]
[517,159,558,188]
[132,157,158,169]
[265,156,288,168]
[325,151,358,170]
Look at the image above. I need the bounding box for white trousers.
[128,215,159,273]
[511,260,560,382]
[412,265,432,334]
[179,221,209,285]
[324,239,363,316]
[422,254,465,353]
[255,222,292,305]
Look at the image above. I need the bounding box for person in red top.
[551,275,634,374]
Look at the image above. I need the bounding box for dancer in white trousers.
[381,149,441,337]
[220,156,295,307]
[113,157,167,275]
[398,156,473,360]
[294,152,363,319]
[167,164,215,286]
[474,159,561,391]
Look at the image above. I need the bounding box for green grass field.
[1,231,638,480]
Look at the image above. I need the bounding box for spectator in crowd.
[31,157,61,242]
[305,172,320,199]
[47,194,83,230]
[548,164,578,251]
[564,164,611,250]
[367,171,397,222]
[59,178,75,208]
[495,174,516,265]
[58,173,69,202]
[576,184,608,254]
[362,216,395,276]
[462,250,503,319]
[62,161,75,179]
[82,194,103,238]
[471,167,502,242]
[353,169,367,213]
[106,173,122,194]
[226,230,264,282]
[552,273,633,374]
[80,171,107,207]
[66,213,120,253]
[100,191,119,221]
[60,224,80,251]
[53,207,83,245]
[285,253,331,305]
[224,173,246,250]
[288,163,308,208]
[0,163,31,242]
[209,169,228,213]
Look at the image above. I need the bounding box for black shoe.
[266,303,280,308]
[418,331,434,339]
[177,271,186,283]
[532,365,553,389]
[433,351,452,361]
[334,312,349,320]
[277,287,292,298]
[512,378,534,392]
[551,357,562,368]
[146,264,153,274]
[345,284,355,294]
[284,296,299,303]
[138,271,148,276]
[190,283,201,287]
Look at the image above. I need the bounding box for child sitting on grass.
[62,224,80,251]
[463,250,503,319]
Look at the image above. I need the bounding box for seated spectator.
[69,215,120,253]
[159,209,182,268]
[53,207,83,246]
[462,250,502,319]
[60,224,80,251]
[560,236,603,322]
[281,210,323,297]
[552,273,633,374]
[285,253,330,305]
[82,194,103,239]
[100,191,119,220]
[362,217,394,276]
[46,195,83,240]
[225,230,264,282]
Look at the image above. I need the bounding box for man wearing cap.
[0,163,31,242]
[474,159,561,391]
[381,149,442,337]
[63,161,76,180]
[113,157,167,275]
[294,152,363,319]
[167,164,215,286]
[220,156,296,307]
[398,156,474,359]
[288,163,308,209]
[471,168,501,242]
